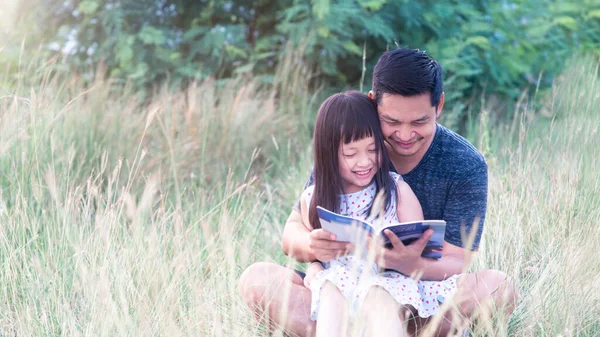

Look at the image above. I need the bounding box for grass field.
[1,42,599,336]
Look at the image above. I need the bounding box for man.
[239,48,517,336]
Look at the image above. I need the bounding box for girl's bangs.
[340,103,378,144]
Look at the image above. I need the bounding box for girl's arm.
[381,181,469,281]
[395,180,424,223]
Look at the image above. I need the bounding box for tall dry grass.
[471,55,600,336]
[0,46,315,336]
[1,38,599,337]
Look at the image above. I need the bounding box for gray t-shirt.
[299,123,488,250]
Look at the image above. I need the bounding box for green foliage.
[16,0,600,122]
[361,0,600,126]
[277,0,396,81]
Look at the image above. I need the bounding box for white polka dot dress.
[302,172,460,321]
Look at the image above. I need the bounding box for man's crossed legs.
[238,262,518,337]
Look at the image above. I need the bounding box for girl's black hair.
[309,90,396,229]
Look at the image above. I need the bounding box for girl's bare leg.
[362,286,405,337]
[316,281,348,337]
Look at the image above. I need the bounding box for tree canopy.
[12,0,600,120]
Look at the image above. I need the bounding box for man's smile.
[391,137,421,149]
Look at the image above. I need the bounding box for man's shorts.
[293,261,326,280]
[294,269,306,279]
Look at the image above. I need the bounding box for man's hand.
[308,229,352,263]
[369,229,433,275]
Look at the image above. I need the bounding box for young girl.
[298,91,460,337]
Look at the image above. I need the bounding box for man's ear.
[368,90,374,101]
[435,92,445,119]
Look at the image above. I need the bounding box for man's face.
[376,92,442,159]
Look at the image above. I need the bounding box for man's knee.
[460,269,518,314]
[238,262,271,306]
[238,262,304,307]
[476,270,518,304]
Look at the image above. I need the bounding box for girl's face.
[338,136,379,194]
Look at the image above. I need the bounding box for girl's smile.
[353,168,373,178]
[339,136,379,194]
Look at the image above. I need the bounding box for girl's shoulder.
[300,184,316,206]
[390,172,411,198]
[389,171,404,183]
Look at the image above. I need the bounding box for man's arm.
[281,208,316,262]
[419,164,488,279]
[443,164,488,250]
[377,233,474,281]
[282,172,318,262]
[376,165,486,280]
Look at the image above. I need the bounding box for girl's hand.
[303,262,325,288]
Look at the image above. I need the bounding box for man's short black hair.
[372,48,443,108]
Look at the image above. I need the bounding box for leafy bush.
[13,0,600,123]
